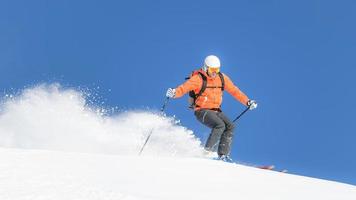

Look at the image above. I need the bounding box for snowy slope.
[1,147,356,200]
[0,84,356,199]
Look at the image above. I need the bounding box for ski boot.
[218,154,233,163]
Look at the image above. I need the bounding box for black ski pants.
[194,109,235,156]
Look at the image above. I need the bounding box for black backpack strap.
[218,72,225,91]
[197,72,207,97]
[189,72,207,107]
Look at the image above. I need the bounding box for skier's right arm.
[174,75,202,98]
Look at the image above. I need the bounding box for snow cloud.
[0,84,204,157]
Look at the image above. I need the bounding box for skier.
[166,55,257,161]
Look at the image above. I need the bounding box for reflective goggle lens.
[208,67,220,73]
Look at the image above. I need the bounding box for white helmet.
[203,55,221,71]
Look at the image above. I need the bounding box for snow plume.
[0,83,204,157]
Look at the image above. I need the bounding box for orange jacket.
[174,69,249,110]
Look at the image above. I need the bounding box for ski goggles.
[208,67,220,74]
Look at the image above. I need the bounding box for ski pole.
[139,97,170,155]
[232,106,250,123]
[160,97,170,112]
[139,128,154,155]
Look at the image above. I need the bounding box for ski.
[256,165,288,173]
[257,165,275,170]
[211,157,288,173]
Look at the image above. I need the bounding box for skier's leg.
[195,109,225,152]
[216,112,235,156]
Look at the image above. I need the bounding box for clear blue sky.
[1,0,355,185]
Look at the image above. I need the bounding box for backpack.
[185,70,225,109]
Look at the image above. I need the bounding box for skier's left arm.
[223,74,250,106]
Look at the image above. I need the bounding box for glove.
[166,88,176,98]
[247,100,258,110]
